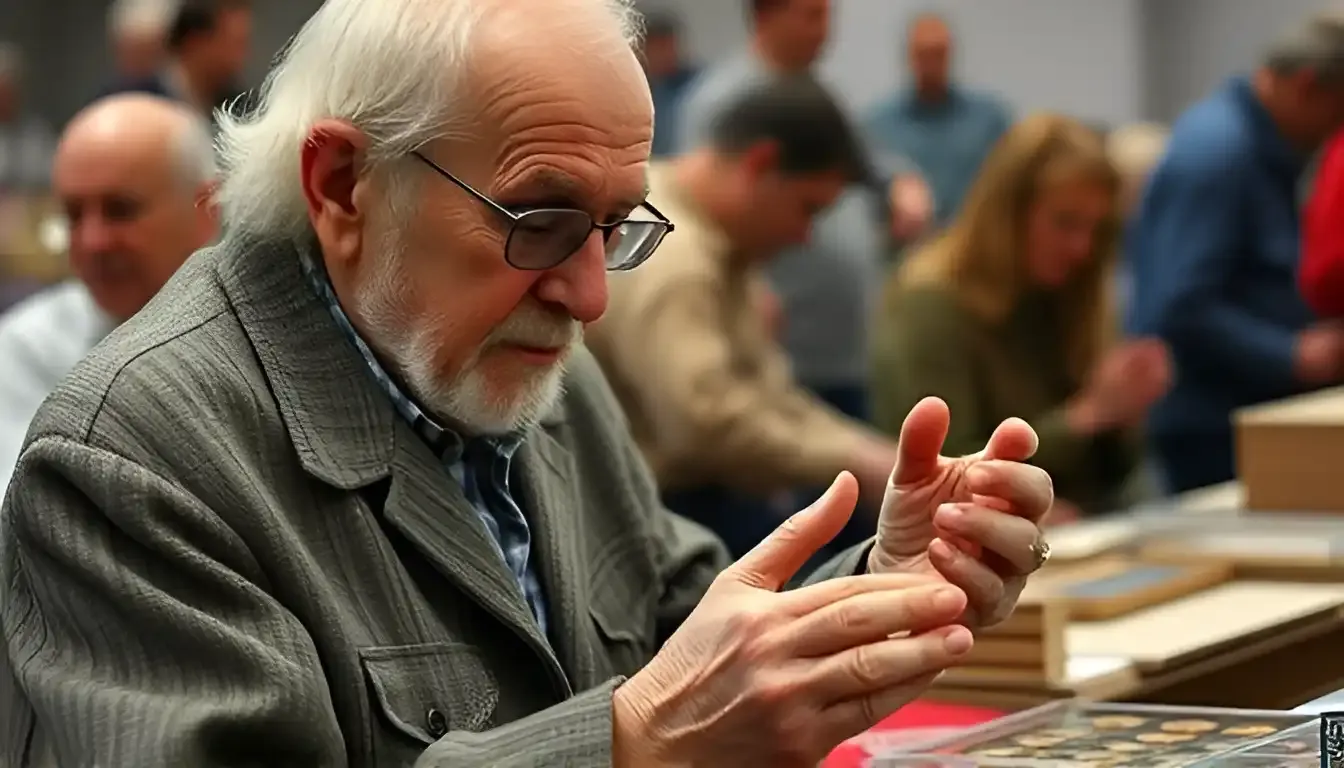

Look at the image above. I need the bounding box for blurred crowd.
[616,0,1344,558]
[3,0,1344,558]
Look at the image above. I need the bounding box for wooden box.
[1022,558,1231,621]
[1140,519,1344,582]
[1236,386,1344,512]
[946,600,1068,689]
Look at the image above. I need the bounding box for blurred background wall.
[3,0,1343,126]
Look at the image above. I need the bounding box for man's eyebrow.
[508,168,650,212]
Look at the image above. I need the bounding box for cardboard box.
[1235,386,1344,511]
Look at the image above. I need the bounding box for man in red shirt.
[1301,132,1344,317]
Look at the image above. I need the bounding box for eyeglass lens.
[506,209,667,271]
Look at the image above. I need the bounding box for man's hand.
[614,474,973,768]
[1295,322,1344,385]
[868,397,1053,629]
[888,174,933,242]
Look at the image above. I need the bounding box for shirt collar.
[901,84,964,113]
[295,243,522,462]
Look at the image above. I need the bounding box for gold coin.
[1104,741,1149,752]
[1221,724,1279,738]
[1015,735,1067,747]
[1092,715,1148,730]
[971,746,1025,757]
[1136,732,1197,744]
[1160,719,1220,734]
[1037,727,1091,739]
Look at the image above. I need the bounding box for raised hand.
[868,397,1053,628]
[614,474,973,768]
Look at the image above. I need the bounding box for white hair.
[214,0,644,242]
[109,0,179,37]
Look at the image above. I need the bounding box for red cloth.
[822,701,1005,768]
[1301,132,1344,318]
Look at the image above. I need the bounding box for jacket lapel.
[515,421,592,687]
[381,427,563,678]
[217,238,569,687]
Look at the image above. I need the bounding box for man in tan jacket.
[588,77,901,559]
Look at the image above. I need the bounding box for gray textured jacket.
[0,235,871,767]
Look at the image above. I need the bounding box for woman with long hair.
[871,114,1170,515]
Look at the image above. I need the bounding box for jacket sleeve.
[1138,146,1298,398]
[1301,133,1344,318]
[870,289,1095,490]
[0,437,631,768]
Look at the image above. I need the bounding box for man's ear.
[301,120,372,266]
[739,140,781,179]
[195,180,222,243]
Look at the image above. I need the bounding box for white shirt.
[0,282,114,493]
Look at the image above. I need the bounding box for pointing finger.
[727,473,859,591]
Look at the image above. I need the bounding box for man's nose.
[532,231,610,325]
[71,217,115,262]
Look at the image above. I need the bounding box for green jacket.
[871,284,1143,512]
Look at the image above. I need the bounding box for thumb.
[890,396,950,486]
[727,472,860,591]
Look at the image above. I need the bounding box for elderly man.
[0,2,1052,766]
[0,93,218,491]
[863,12,1012,226]
[589,77,906,561]
[1128,12,1344,493]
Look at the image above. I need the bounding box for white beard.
[352,230,578,436]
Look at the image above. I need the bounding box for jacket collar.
[213,234,563,489]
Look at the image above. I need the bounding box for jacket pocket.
[360,642,499,758]
[587,536,655,679]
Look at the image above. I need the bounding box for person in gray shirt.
[675,0,931,425]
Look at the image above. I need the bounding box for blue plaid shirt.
[298,252,548,637]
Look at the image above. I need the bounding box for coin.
[1104,741,1149,752]
[1160,719,1219,734]
[1038,727,1091,739]
[1015,735,1067,747]
[971,746,1025,757]
[1222,724,1280,738]
[1093,715,1148,730]
[1136,732,1197,744]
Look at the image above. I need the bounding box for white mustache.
[489,307,582,349]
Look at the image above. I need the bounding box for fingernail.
[937,503,964,524]
[929,538,955,560]
[933,587,963,612]
[943,626,973,655]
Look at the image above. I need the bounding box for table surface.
[1295,685,1344,714]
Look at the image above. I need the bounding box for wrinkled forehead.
[459,25,654,212]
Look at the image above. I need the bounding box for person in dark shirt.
[1126,12,1344,493]
[105,0,253,124]
[640,12,698,158]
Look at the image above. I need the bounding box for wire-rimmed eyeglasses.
[412,152,673,272]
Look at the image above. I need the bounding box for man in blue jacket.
[1128,12,1344,494]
